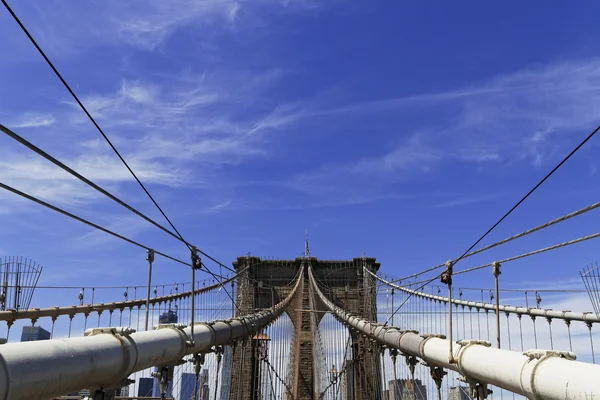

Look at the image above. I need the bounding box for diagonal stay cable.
[1,2,240,283]
[391,198,600,284]
[0,181,189,267]
[0,124,235,274]
[0,0,191,253]
[450,123,600,268]
[377,231,600,325]
[0,181,253,317]
[0,124,188,249]
[1,1,258,336]
[454,231,600,276]
[391,123,600,284]
[0,124,257,312]
[383,275,440,327]
[0,0,240,282]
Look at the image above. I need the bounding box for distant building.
[159,309,178,324]
[180,373,198,400]
[20,326,50,342]
[115,386,129,396]
[389,379,427,400]
[219,346,233,400]
[448,386,470,400]
[199,368,210,400]
[138,377,154,397]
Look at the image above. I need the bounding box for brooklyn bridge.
[2,0,600,399]
[1,241,600,399]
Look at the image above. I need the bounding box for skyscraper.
[389,379,427,400]
[180,373,198,400]
[219,346,233,400]
[20,326,50,342]
[199,368,210,400]
[159,309,178,324]
[448,386,470,400]
[138,377,154,397]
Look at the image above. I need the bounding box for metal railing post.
[492,261,501,349]
[441,261,455,363]
[190,247,201,347]
[145,249,154,331]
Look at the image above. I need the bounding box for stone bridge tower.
[228,255,381,400]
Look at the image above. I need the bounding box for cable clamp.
[84,327,136,337]
[154,323,187,331]
[523,349,576,361]
[420,333,446,339]
[492,261,501,278]
[457,339,491,347]
[146,248,155,263]
[191,246,202,270]
[399,329,419,335]
[441,260,453,285]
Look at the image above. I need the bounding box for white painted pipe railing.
[0,269,302,400]
[364,267,600,324]
[311,267,600,399]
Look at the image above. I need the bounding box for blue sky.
[2,0,600,312]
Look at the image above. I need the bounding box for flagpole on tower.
[305,229,310,256]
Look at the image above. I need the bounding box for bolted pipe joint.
[84,327,136,337]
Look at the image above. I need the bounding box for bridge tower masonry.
[229,255,382,400]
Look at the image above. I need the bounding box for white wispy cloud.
[284,58,600,193]
[10,113,56,129]
[3,0,326,54]
[202,200,232,214]
[0,64,290,210]
[0,152,181,207]
[429,194,498,209]
[111,0,242,49]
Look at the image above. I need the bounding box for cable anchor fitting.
[191,246,202,270]
[146,248,155,263]
[405,355,418,379]
[441,260,453,285]
[429,365,446,392]
[492,261,501,278]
